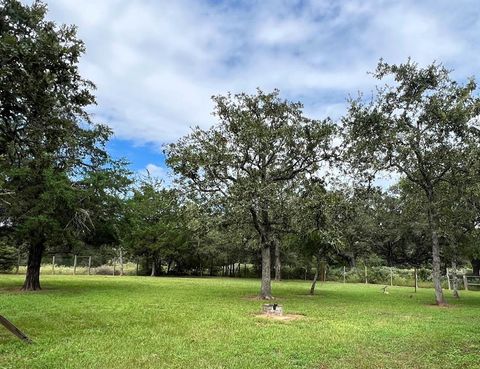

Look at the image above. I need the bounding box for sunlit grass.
[0,275,478,369]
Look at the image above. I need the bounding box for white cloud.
[33,0,480,148]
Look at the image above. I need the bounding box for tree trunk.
[274,238,281,281]
[260,245,273,299]
[310,256,321,295]
[452,260,459,299]
[250,206,273,299]
[150,261,155,277]
[22,241,44,291]
[427,204,446,305]
[472,258,480,276]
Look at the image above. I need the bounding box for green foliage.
[121,177,189,274]
[0,240,16,271]
[166,89,335,240]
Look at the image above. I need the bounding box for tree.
[0,0,121,290]
[166,89,335,299]
[122,177,186,276]
[342,60,480,305]
[293,182,344,295]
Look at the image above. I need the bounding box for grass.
[0,275,479,369]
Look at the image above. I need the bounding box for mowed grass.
[0,275,479,369]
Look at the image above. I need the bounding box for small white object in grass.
[262,304,283,315]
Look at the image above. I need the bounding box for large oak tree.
[342,60,480,305]
[166,89,334,299]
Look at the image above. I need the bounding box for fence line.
[7,256,480,290]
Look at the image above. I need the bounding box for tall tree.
[122,177,186,276]
[0,0,120,290]
[293,182,345,295]
[166,89,334,299]
[342,60,480,305]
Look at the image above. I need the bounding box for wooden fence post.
[463,274,468,291]
[136,258,139,276]
[73,255,77,275]
[343,266,346,284]
[446,268,451,290]
[390,267,393,287]
[364,265,368,284]
[119,248,124,276]
[113,259,116,276]
[52,256,55,275]
[16,252,20,275]
[0,315,32,344]
[414,267,418,292]
[88,256,92,275]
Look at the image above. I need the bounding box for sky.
[35,0,480,182]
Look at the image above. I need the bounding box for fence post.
[343,266,346,284]
[390,267,393,286]
[364,265,368,284]
[119,248,124,276]
[73,255,77,275]
[52,256,55,275]
[463,274,468,291]
[446,268,451,290]
[136,258,139,276]
[113,259,116,276]
[88,256,92,275]
[414,267,418,293]
[16,252,20,275]
[324,264,327,282]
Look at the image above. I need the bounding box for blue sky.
[36,0,480,182]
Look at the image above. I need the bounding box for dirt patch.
[254,313,305,321]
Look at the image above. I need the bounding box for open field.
[1,275,479,369]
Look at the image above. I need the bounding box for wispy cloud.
[38,0,480,148]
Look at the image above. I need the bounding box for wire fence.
[7,254,480,290]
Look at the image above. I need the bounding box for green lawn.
[0,275,479,369]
